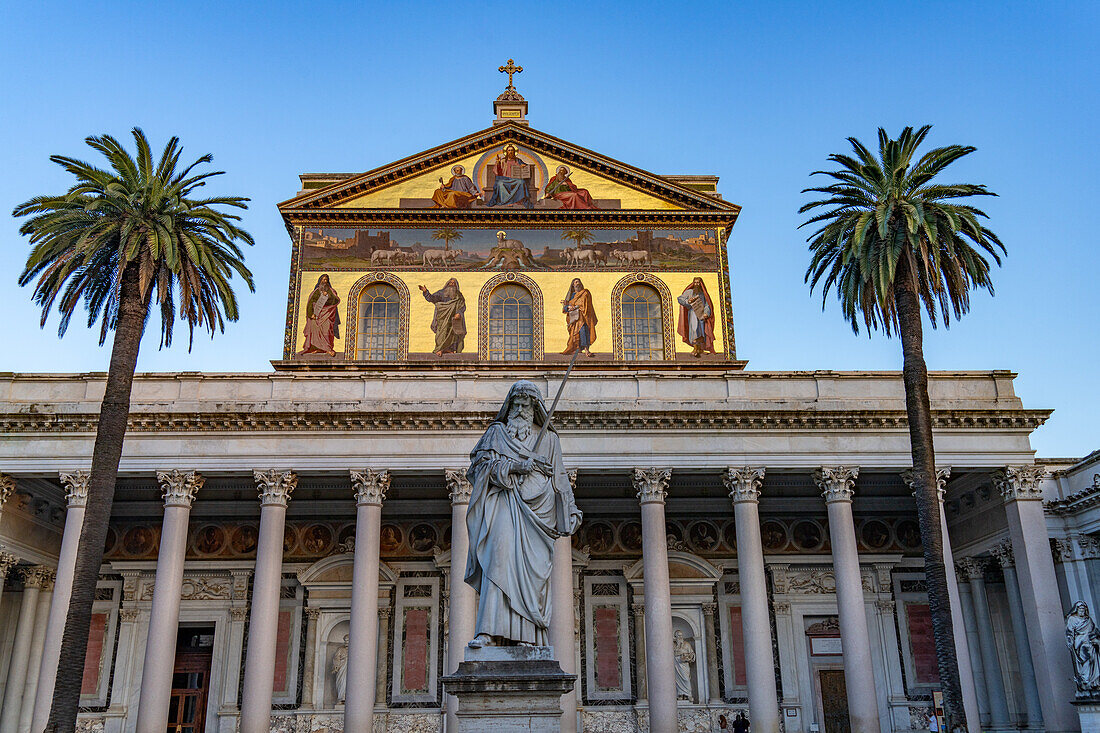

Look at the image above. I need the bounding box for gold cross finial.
[498,59,523,91]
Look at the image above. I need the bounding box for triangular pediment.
[279,122,738,214]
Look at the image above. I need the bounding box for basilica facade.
[0,81,1094,733]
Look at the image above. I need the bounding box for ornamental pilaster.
[157,470,204,507]
[900,467,952,501]
[444,469,472,505]
[0,473,15,510]
[59,470,89,508]
[0,550,17,579]
[21,566,55,589]
[994,465,1047,502]
[955,557,987,581]
[631,602,645,619]
[1077,534,1100,559]
[701,601,717,617]
[304,607,321,621]
[990,540,1014,568]
[633,467,671,504]
[773,601,792,616]
[1050,537,1075,563]
[229,606,250,622]
[118,607,140,623]
[350,469,390,506]
[725,467,765,504]
[814,466,859,503]
[253,469,297,507]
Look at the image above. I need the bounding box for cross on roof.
[498,59,523,91]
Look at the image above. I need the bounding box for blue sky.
[1,2,1096,457]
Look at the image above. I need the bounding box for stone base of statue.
[442,645,576,732]
[1074,694,1100,731]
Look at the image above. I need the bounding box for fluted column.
[239,469,296,733]
[135,470,203,733]
[632,602,648,700]
[346,469,389,733]
[30,470,88,733]
[444,469,475,731]
[954,572,991,724]
[990,541,1044,729]
[18,573,53,733]
[376,605,392,706]
[726,467,781,733]
[956,558,1010,729]
[634,467,676,733]
[551,468,579,733]
[995,466,1076,731]
[700,602,721,704]
[1,567,52,733]
[301,607,321,708]
[815,467,880,733]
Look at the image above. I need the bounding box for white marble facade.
[0,370,1091,732]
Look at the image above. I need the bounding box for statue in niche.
[1066,601,1100,692]
[332,634,349,703]
[464,380,582,648]
[673,629,696,701]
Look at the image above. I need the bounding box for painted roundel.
[103,527,119,556]
[619,521,643,552]
[123,526,156,557]
[584,522,615,554]
[193,524,227,555]
[895,519,922,550]
[688,521,721,552]
[791,520,824,551]
[859,519,892,551]
[231,525,259,555]
[409,523,438,553]
[760,520,789,552]
[301,524,334,555]
[379,524,403,554]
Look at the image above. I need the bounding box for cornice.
[0,408,1051,435]
[279,208,738,227]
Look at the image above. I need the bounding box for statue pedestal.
[1074,695,1100,731]
[442,645,576,732]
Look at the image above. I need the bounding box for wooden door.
[819,669,850,733]
[167,650,212,733]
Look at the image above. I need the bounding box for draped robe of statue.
[464,381,582,645]
[1066,601,1100,690]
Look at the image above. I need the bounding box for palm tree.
[800,126,1003,732]
[431,227,462,251]
[561,228,594,248]
[14,128,254,733]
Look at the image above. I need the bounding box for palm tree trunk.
[45,262,147,733]
[893,253,966,732]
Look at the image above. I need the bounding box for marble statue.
[673,629,696,701]
[1066,601,1100,692]
[332,634,349,703]
[465,380,582,647]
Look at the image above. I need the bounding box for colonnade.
[0,463,1076,733]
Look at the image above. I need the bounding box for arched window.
[487,284,535,360]
[620,283,665,360]
[356,283,401,360]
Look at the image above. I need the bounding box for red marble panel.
[728,606,746,687]
[80,612,108,695]
[273,609,292,694]
[593,605,621,691]
[402,607,430,693]
[906,603,940,684]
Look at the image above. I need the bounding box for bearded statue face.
[507,393,535,440]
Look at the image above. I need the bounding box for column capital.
[1051,537,1075,563]
[990,540,1014,568]
[253,469,297,507]
[773,600,792,616]
[700,601,717,616]
[1077,534,1100,560]
[633,467,671,504]
[119,607,141,623]
[350,468,390,506]
[444,469,472,505]
[378,605,393,620]
[631,602,645,618]
[874,599,896,615]
[304,607,322,621]
[0,473,15,510]
[0,549,17,578]
[993,465,1046,502]
[956,557,987,581]
[229,606,250,622]
[59,470,90,508]
[157,470,204,508]
[21,565,55,590]
[900,467,951,501]
[724,466,765,504]
[814,466,859,503]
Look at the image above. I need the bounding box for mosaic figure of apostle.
[299,274,341,356]
[544,166,597,209]
[485,145,532,208]
[432,165,480,209]
[419,278,466,355]
[677,276,716,357]
[561,278,597,357]
[465,380,582,647]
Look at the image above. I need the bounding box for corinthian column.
[956,558,1010,729]
[345,469,390,733]
[995,466,1076,730]
[0,567,53,733]
[990,541,1043,729]
[815,467,880,733]
[135,470,203,733]
[634,467,676,733]
[239,469,296,733]
[725,467,781,733]
[30,471,88,733]
[551,468,579,733]
[444,468,475,732]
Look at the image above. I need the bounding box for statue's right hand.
[515,458,534,475]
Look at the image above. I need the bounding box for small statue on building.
[1066,601,1100,693]
[673,629,696,701]
[332,634,349,703]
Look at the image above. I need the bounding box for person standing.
[561,278,597,357]
[299,274,341,356]
[677,277,715,357]
[419,279,466,355]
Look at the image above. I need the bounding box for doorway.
[167,626,214,733]
[818,669,850,733]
